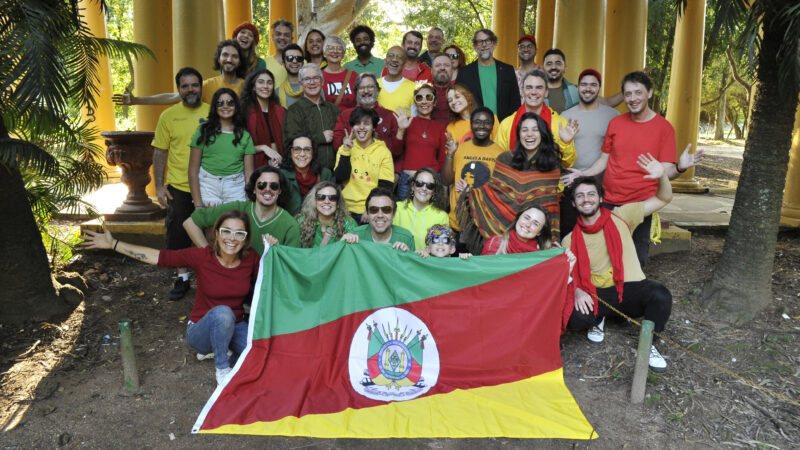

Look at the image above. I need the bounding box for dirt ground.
[2,141,799,448]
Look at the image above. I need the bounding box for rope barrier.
[589,292,800,409]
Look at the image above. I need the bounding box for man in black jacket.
[455,29,521,121]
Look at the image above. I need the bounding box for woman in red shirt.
[240,68,286,168]
[321,36,356,110]
[82,210,259,386]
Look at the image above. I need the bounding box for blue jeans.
[397,171,413,200]
[186,305,248,369]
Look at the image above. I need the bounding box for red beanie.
[232,22,260,46]
[579,68,602,85]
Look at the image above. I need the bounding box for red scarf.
[246,102,285,167]
[506,229,541,254]
[570,207,625,316]
[295,169,318,196]
[508,104,552,149]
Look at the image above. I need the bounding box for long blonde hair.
[296,181,351,248]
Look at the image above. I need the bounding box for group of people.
[97,20,707,385]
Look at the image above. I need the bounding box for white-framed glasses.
[219,227,248,241]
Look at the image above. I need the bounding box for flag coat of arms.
[193,242,596,439]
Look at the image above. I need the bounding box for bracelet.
[113,239,119,251]
[676,163,687,174]
[446,154,454,160]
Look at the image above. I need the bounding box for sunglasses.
[427,235,453,245]
[218,227,248,241]
[415,93,434,102]
[256,181,280,191]
[291,146,313,153]
[315,193,339,202]
[368,206,394,214]
[216,99,236,107]
[284,55,304,63]
[445,53,460,60]
[414,180,436,190]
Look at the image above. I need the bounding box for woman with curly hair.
[240,68,286,168]
[189,88,255,208]
[393,167,449,250]
[446,83,498,143]
[296,181,357,247]
[303,29,327,68]
[280,133,333,215]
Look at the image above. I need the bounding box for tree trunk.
[652,16,676,115]
[296,0,370,40]
[714,76,728,140]
[726,105,743,139]
[701,2,800,322]
[0,166,71,325]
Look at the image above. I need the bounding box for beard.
[356,44,372,58]
[433,72,450,86]
[579,93,599,105]
[547,70,562,82]
[181,93,200,106]
[405,48,419,59]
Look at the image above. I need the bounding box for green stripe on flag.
[252,241,563,340]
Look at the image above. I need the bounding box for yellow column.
[492,0,521,64]
[552,0,605,84]
[172,0,225,81]
[780,99,800,227]
[269,0,296,56]
[604,0,647,100]
[224,0,253,38]
[665,0,707,193]
[78,0,117,175]
[534,0,555,66]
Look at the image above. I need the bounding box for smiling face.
[427,28,444,53]
[473,31,496,61]
[254,171,281,207]
[515,207,546,242]
[432,55,452,86]
[216,93,236,119]
[324,41,344,64]
[352,117,374,146]
[236,29,255,51]
[412,171,436,205]
[403,34,422,59]
[356,77,378,106]
[178,74,201,107]
[427,240,454,257]
[447,89,468,115]
[315,186,338,218]
[385,46,406,76]
[470,111,493,141]
[300,67,322,97]
[522,75,548,109]
[414,87,435,117]
[283,48,304,75]
[572,182,602,218]
[290,136,313,170]
[517,39,536,63]
[272,25,292,52]
[216,217,247,256]
[578,74,601,105]
[367,196,395,234]
[518,118,541,153]
[306,31,324,57]
[543,54,566,82]
[219,45,240,75]
[353,31,373,57]
[254,73,274,100]
[623,80,653,116]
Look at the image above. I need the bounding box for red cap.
[579,68,602,85]
[517,34,536,46]
[232,22,260,46]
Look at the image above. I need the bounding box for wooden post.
[118,319,140,392]
[630,319,654,403]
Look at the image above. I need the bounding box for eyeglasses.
[473,38,494,46]
[385,53,404,60]
[325,46,344,53]
[415,93,434,102]
[414,180,435,190]
[427,235,453,244]
[284,55,305,63]
[291,146,313,153]
[302,75,322,83]
[315,193,339,202]
[216,99,236,107]
[368,206,393,214]
[518,44,535,50]
[445,53,460,60]
[256,181,280,191]
[218,227,248,241]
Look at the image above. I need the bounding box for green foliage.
[42,224,83,267]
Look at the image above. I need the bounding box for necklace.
[419,117,431,139]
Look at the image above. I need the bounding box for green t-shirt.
[478,63,498,116]
[352,224,415,250]
[190,128,255,176]
[298,216,358,247]
[191,201,300,254]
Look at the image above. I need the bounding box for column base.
[671,177,709,193]
[780,205,800,227]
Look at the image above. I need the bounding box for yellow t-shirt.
[151,102,211,192]
[447,140,505,229]
[335,140,395,214]
[201,76,244,104]
[265,55,288,88]
[495,108,576,168]
[561,202,646,288]
[377,78,416,114]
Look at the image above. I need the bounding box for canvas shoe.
[587,317,605,344]
[215,367,233,385]
[197,350,231,361]
[649,345,667,372]
[169,276,190,300]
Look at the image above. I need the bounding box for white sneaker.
[649,345,667,372]
[587,317,605,344]
[197,352,214,361]
[215,367,233,385]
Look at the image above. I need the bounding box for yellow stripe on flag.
[200,368,596,439]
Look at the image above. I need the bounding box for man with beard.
[341,187,415,251]
[333,73,402,160]
[377,46,416,114]
[265,19,293,86]
[515,34,543,96]
[543,48,623,114]
[283,64,341,170]
[559,69,619,235]
[430,54,455,124]
[419,27,444,67]
[561,71,703,267]
[276,44,305,108]
[563,170,673,372]
[398,30,432,83]
[184,166,300,254]
[150,67,211,300]
[455,29,520,121]
[114,40,246,106]
[344,24,384,75]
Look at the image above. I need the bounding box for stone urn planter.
[101,131,165,221]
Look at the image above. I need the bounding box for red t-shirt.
[322,69,357,110]
[399,117,447,172]
[431,84,450,125]
[601,113,677,204]
[402,63,432,83]
[158,246,260,323]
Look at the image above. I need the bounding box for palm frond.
[0,137,58,176]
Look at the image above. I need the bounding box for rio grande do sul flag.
[192,242,596,439]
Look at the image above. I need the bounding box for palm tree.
[695,0,800,321]
[0,0,151,324]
